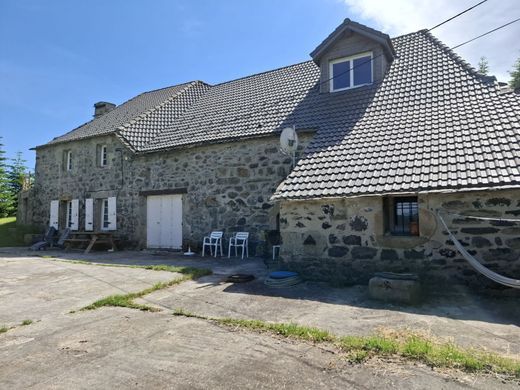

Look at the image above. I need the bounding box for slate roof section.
[118,81,210,151]
[42,81,204,148]
[273,30,520,199]
[140,61,320,152]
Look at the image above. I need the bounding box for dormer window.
[329,52,373,92]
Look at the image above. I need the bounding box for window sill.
[330,82,372,93]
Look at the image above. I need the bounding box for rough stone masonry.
[279,188,520,288]
[24,133,312,250]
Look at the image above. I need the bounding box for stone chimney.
[93,101,116,118]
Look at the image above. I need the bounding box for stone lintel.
[139,188,188,196]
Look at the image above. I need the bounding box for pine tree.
[0,137,14,217]
[510,56,520,90]
[477,56,489,75]
[7,151,28,215]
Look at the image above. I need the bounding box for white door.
[85,198,94,231]
[70,199,79,230]
[146,195,183,249]
[107,197,117,230]
[50,200,59,230]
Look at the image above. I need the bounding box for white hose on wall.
[437,211,520,289]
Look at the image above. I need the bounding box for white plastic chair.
[228,232,249,259]
[202,231,223,257]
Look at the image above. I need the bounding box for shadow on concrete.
[2,247,519,328]
[220,276,520,327]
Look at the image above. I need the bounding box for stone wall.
[28,133,312,249]
[279,189,520,289]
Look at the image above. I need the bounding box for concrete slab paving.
[0,249,519,388]
[144,275,520,358]
[2,307,513,390]
[0,256,180,326]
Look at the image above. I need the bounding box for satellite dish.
[280,126,299,154]
[280,126,299,167]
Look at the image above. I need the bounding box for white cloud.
[342,0,520,82]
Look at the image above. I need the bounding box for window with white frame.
[101,199,110,230]
[66,201,73,228]
[100,145,107,167]
[329,52,373,92]
[66,150,73,171]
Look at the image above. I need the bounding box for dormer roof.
[310,18,396,64]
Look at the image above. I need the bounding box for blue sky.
[1,0,518,170]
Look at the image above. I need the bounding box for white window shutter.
[107,197,117,230]
[71,199,79,230]
[50,200,59,230]
[85,198,94,231]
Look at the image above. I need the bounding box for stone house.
[22,19,520,287]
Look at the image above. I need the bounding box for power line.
[166,8,515,134]
[428,0,488,32]
[320,1,491,88]
[451,17,520,49]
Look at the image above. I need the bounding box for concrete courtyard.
[1,247,519,389]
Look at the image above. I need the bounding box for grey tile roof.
[42,81,204,148]
[274,31,520,199]
[118,81,210,151]
[140,61,320,152]
[40,28,520,199]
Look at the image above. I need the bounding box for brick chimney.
[93,101,116,118]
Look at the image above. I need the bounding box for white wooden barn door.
[146,195,182,249]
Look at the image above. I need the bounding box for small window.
[66,151,73,171]
[329,52,373,92]
[66,201,73,228]
[101,199,110,230]
[100,145,107,167]
[384,196,419,236]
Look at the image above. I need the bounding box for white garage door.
[146,194,183,249]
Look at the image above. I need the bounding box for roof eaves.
[136,128,317,155]
[272,182,520,202]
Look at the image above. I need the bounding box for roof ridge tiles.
[127,81,212,151]
[210,60,314,88]
[420,30,497,87]
[116,81,203,131]
[139,80,211,95]
[36,81,205,149]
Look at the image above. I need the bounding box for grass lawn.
[0,217,40,247]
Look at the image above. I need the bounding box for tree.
[0,137,14,217]
[7,151,29,214]
[477,56,489,75]
[509,55,520,90]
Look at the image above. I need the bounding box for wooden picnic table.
[64,231,117,254]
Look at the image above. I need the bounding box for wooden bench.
[64,232,117,254]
